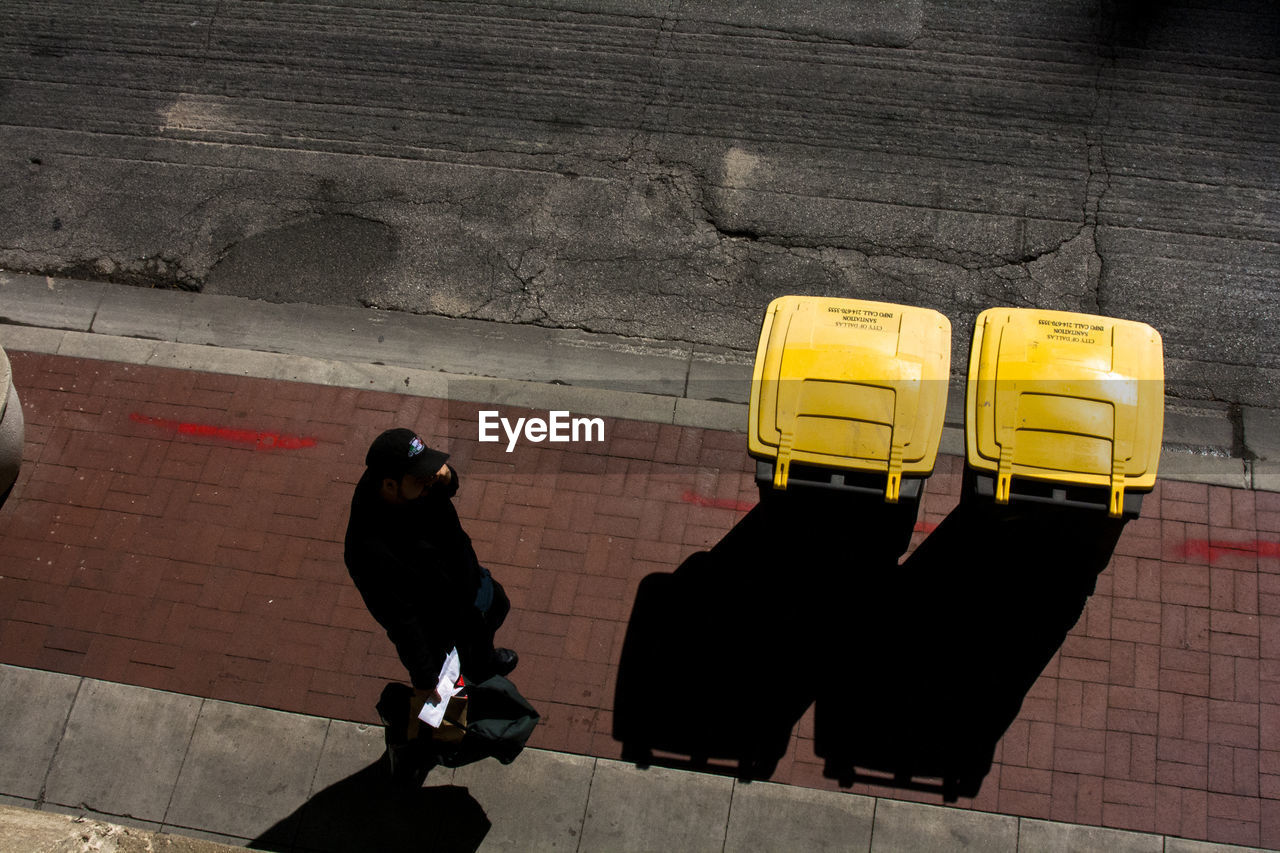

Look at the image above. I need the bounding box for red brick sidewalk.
[1,350,1277,848]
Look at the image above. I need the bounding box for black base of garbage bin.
[753,458,926,501]
[966,467,1146,517]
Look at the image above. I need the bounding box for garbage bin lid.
[964,307,1164,517]
[748,295,951,502]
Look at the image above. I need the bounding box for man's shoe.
[491,647,519,677]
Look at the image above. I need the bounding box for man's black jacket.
[343,466,484,687]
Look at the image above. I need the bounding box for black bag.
[377,675,539,777]
[436,674,540,767]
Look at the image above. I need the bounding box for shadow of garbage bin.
[249,760,490,853]
[614,485,1126,800]
[814,495,1126,800]
[613,488,919,781]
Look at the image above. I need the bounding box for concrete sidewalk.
[1,663,1269,853]
[1,276,1278,851]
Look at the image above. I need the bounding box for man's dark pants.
[459,569,511,683]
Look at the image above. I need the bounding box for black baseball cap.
[365,428,449,478]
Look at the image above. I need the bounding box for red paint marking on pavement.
[681,490,756,513]
[130,413,318,451]
[913,520,938,535]
[1182,538,1280,563]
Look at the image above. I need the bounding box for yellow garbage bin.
[964,307,1164,517]
[748,296,952,502]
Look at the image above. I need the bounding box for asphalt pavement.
[1,0,1277,409]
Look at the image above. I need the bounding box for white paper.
[417,647,463,728]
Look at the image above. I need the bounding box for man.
[344,428,517,699]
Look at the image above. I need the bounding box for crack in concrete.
[681,152,1095,284]
[460,242,549,324]
[204,0,223,56]
[606,1,681,173]
[1085,0,1121,315]
[502,245,551,323]
[696,201,1091,278]
[31,251,202,292]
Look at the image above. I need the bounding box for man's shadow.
[613,480,1126,799]
[249,760,490,853]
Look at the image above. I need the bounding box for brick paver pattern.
[1,351,1277,848]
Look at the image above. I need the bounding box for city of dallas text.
[478,410,605,452]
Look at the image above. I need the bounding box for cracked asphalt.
[0,0,1276,410]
